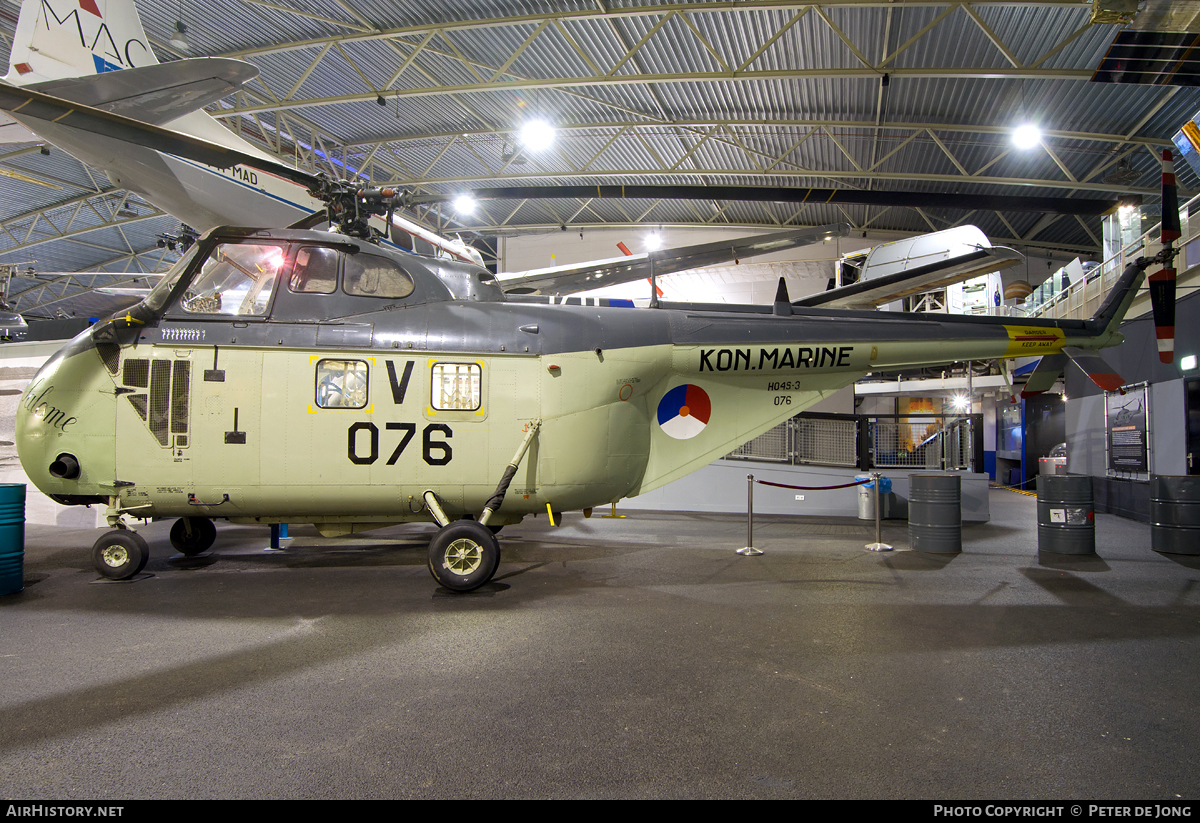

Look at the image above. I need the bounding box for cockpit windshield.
[141,242,202,314]
[181,243,287,316]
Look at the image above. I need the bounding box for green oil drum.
[0,483,26,596]
[1037,475,1095,555]
[1150,476,1200,555]
[908,474,961,553]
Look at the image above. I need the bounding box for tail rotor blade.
[1161,149,1181,243]
[1149,264,1176,364]
[1152,149,1179,364]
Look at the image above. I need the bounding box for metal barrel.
[1150,476,1200,555]
[908,474,961,553]
[1036,475,1095,555]
[0,483,26,596]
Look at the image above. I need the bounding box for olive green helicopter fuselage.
[15,225,1147,590]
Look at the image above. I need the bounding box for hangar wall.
[1065,287,1200,519]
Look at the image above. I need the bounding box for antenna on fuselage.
[649,252,659,308]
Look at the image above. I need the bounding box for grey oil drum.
[0,483,25,596]
[1036,475,1095,555]
[908,474,961,553]
[1150,475,1200,555]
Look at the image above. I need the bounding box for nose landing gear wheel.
[427,520,501,592]
[92,530,150,580]
[169,517,217,556]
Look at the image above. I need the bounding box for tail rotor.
[1149,149,1180,364]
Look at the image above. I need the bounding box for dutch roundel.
[656,384,712,440]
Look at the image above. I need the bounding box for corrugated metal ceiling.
[0,0,1194,308]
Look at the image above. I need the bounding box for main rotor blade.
[497,224,847,295]
[416,185,1138,218]
[0,83,320,191]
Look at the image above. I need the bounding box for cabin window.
[182,242,284,316]
[315,359,368,409]
[430,363,481,411]
[289,247,339,294]
[343,254,415,299]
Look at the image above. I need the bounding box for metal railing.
[725,412,981,472]
[1030,189,1200,322]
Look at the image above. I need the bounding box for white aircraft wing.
[793,225,1022,310]
[28,59,260,127]
[497,224,848,295]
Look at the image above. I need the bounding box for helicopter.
[0,6,1182,594]
[7,127,1180,592]
[12,196,1174,592]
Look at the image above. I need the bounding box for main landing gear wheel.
[427,520,501,593]
[92,530,150,580]
[169,517,216,556]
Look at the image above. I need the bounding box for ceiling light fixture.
[169,0,191,52]
[453,194,476,215]
[1012,123,1042,150]
[169,20,190,50]
[519,119,555,152]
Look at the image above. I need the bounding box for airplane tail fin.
[6,0,158,85]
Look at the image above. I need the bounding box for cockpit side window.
[182,243,286,316]
[343,254,415,299]
[289,246,339,294]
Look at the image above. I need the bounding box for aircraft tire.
[92,530,150,580]
[427,521,500,593]
[170,517,217,556]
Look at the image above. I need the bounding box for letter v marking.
[387,360,413,404]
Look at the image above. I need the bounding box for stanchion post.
[265,522,285,552]
[865,471,893,552]
[738,474,763,556]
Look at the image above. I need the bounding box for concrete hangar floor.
[1,492,1198,800]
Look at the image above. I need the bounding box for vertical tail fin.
[5,0,158,86]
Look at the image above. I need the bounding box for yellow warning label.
[1182,120,1200,153]
[1003,325,1065,357]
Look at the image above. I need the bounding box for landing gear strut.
[91,530,150,580]
[423,419,538,593]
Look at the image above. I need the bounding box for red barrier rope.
[754,478,873,491]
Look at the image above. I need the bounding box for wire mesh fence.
[727,420,791,462]
[794,416,858,467]
[725,413,979,472]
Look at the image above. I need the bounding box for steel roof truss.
[736,7,812,72]
[962,3,1023,69]
[926,130,971,178]
[488,20,552,83]
[813,5,873,69]
[579,126,630,172]
[237,0,371,34]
